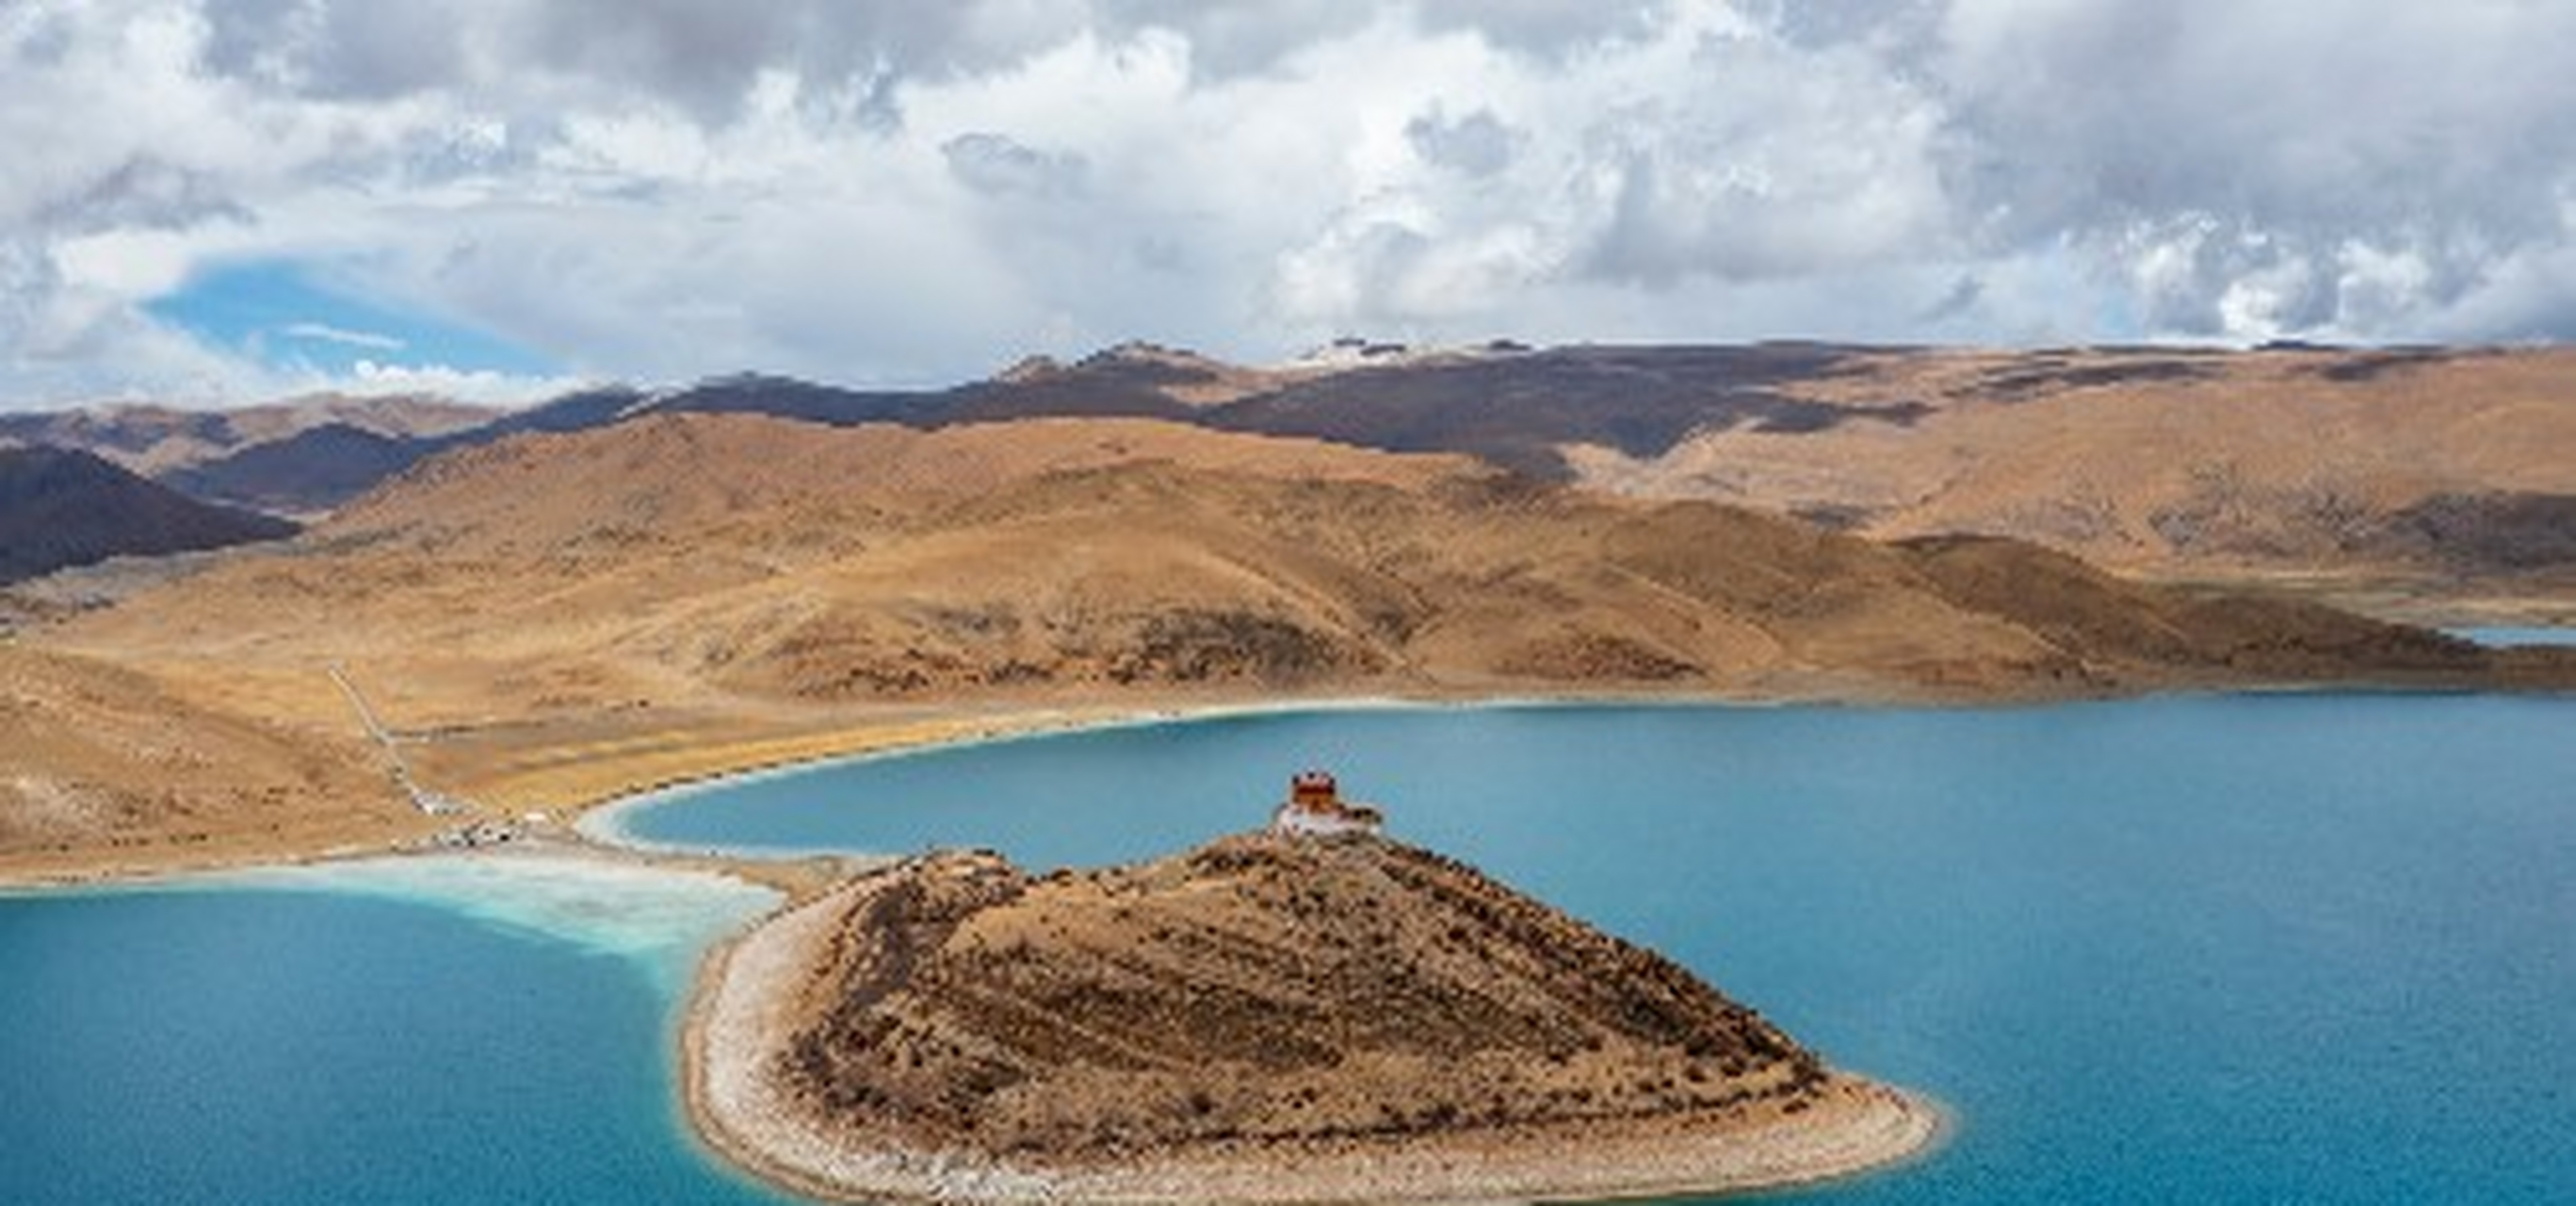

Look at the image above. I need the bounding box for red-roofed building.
[1273,770,1385,838]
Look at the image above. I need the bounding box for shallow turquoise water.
[2451,625,2576,647]
[0,882,794,1206]
[8,695,2576,1203]
[625,695,2576,1203]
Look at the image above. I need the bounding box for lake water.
[10,695,2576,1203]
[2452,625,2576,648]
[0,858,791,1206]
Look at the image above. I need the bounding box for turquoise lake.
[10,694,2576,1202]
[2452,626,2576,648]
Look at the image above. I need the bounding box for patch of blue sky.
[145,258,558,378]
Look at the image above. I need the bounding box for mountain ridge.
[52,412,2539,724]
[0,446,298,585]
[10,340,2566,619]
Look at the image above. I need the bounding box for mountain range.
[8,341,2569,614]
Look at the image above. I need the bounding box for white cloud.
[281,321,406,351]
[3,0,2574,408]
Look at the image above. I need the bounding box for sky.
[4,0,2574,408]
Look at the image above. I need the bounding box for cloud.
[942,133,1090,198]
[3,0,2574,408]
[281,322,406,352]
[1405,106,1517,178]
[1918,274,1984,325]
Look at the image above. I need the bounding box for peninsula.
[685,777,1936,1204]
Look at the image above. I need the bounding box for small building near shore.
[1272,771,1385,838]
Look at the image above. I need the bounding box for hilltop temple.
[1271,770,1385,838]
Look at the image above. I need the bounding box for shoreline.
[682,867,1945,1206]
[16,677,2561,893]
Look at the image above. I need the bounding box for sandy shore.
[685,871,1942,1206]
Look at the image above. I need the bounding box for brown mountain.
[51,413,2536,733]
[159,422,429,516]
[690,831,1932,1202]
[1564,345,2576,610]
[0,446,297,585]
[0,394,493,476]
[618,342,2576,613]
[26,341,2566,620]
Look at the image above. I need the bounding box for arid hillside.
[47,412,2519,735]
[0,645,408,879]
[1566,346,2576,611]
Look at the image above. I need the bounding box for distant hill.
[153,386,658,514]
[0,394,493,476]
[0,447,297,584]
[11,341,2573,612]
[161,423,427,516]
[618,343,1913,479]
[1562,345,2576,596]
[30,343,1912,515]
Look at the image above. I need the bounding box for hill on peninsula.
[692,831,1934,1202]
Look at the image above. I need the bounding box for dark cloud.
[509,1,905,117]
[1917,273,1983,324]
[37,157,246,235]
[1413,0,1673,56]
[942,133,1090,199]
[1733,0,1944,55]
[2,8,79,66]
[1922,1,2576,335]
[1093,1,1670,76]
[200,0,467,100]
[197,1,1037,120]
[1406,106,1516,177]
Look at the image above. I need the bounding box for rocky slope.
[692,831,1931,1201]
[0,446,297,585]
